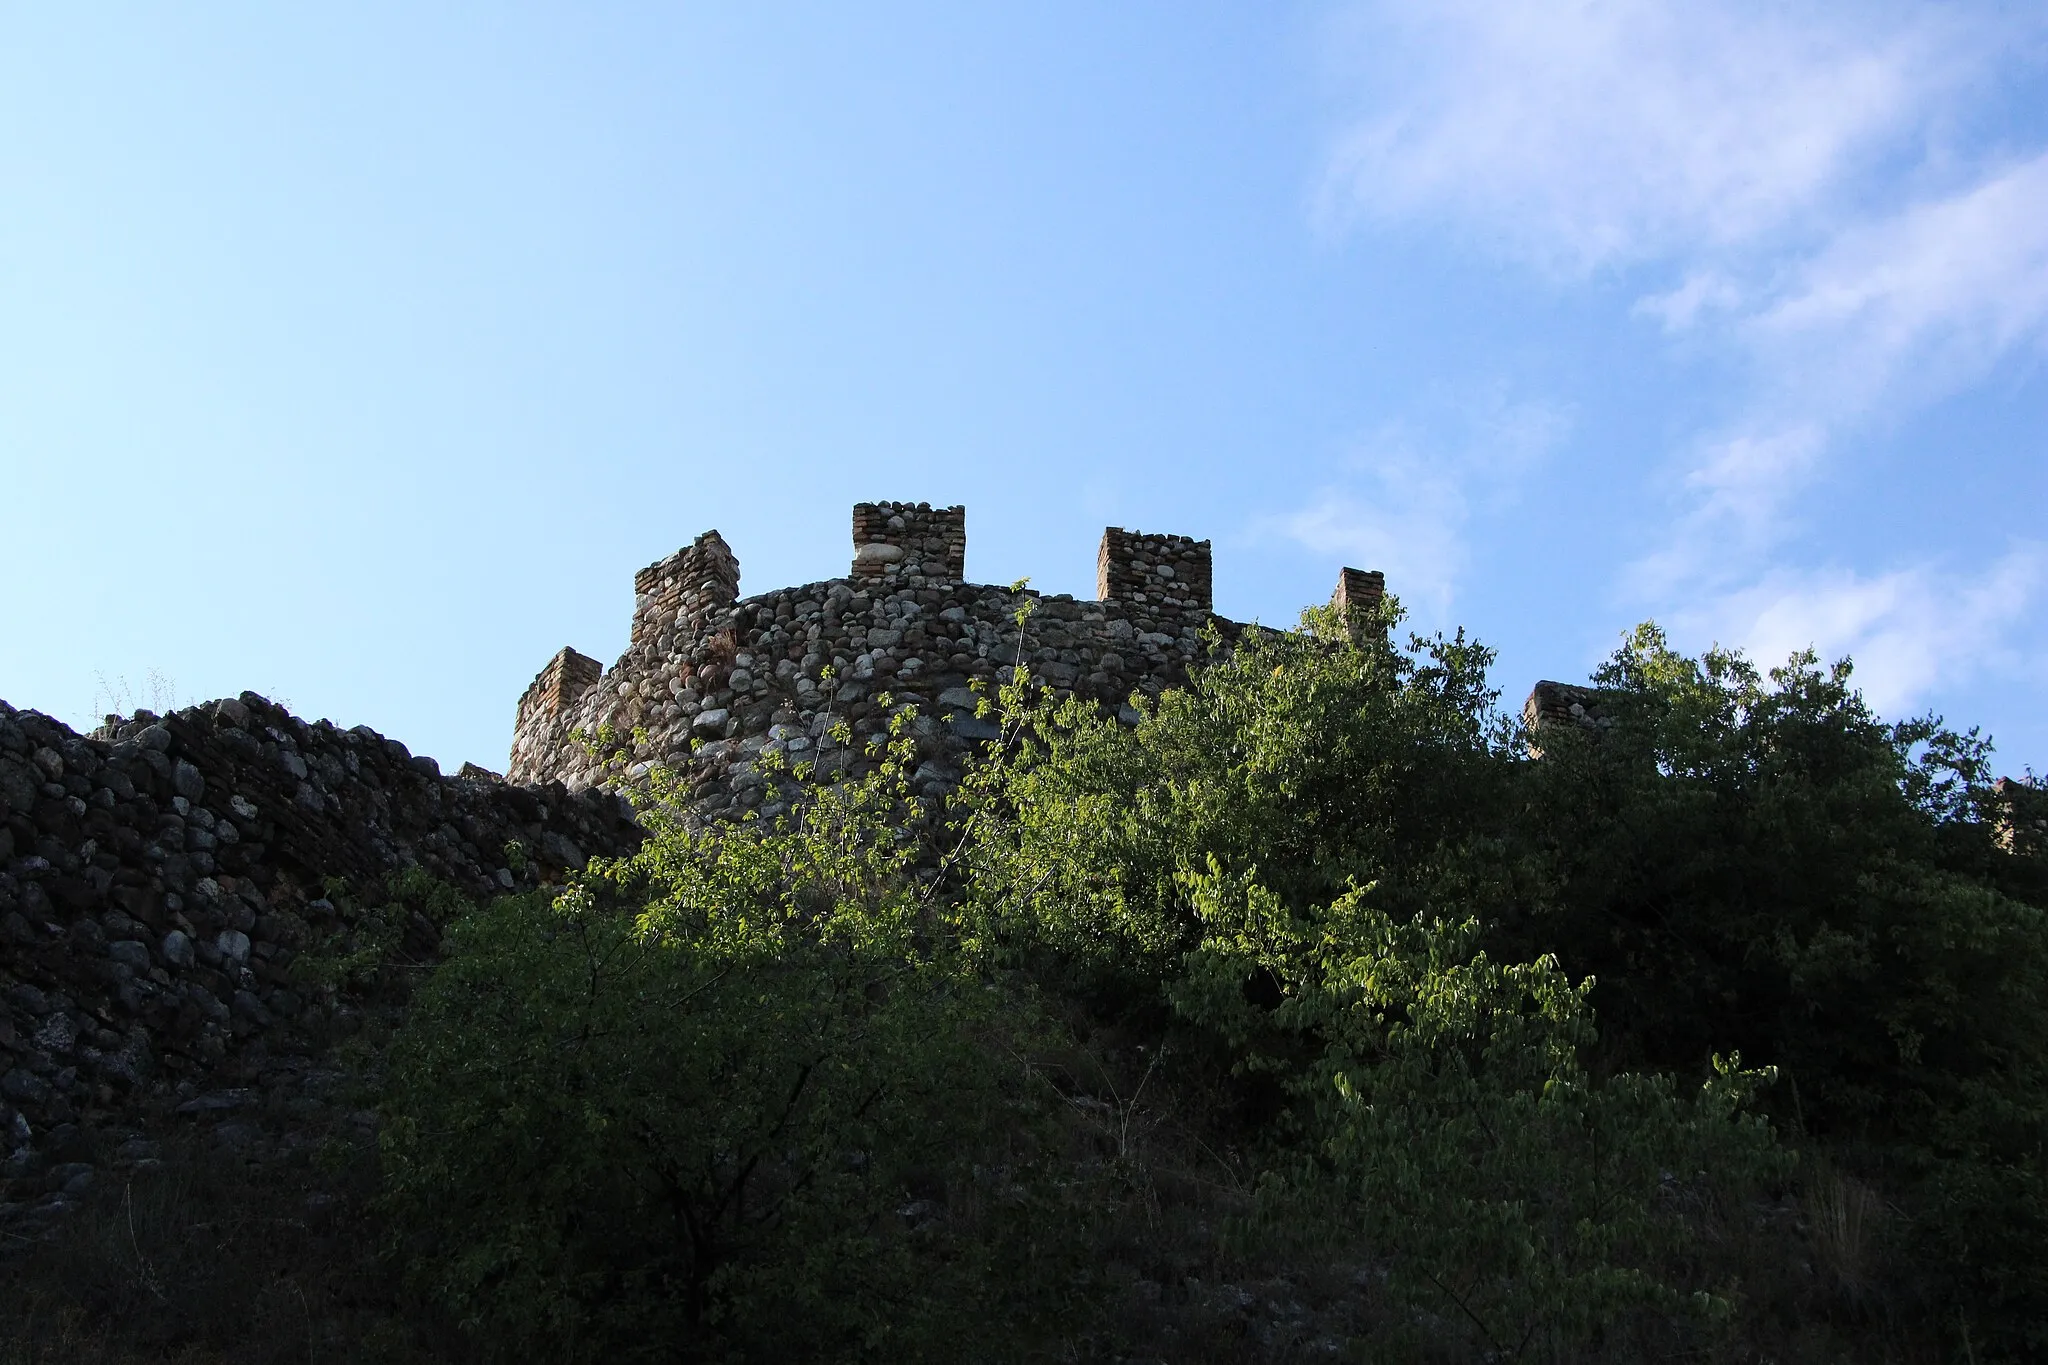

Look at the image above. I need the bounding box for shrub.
[378,725,1067,1362]
[1190,877,1785,1358]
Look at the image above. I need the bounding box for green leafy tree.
[376,593,2047,1358]
[1178,863,1784,1359]
[1513,624,2048,1351]
[953,601,1788,1357]
[958,601,1518,980]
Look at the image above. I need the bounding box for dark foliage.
[31,600,2037,1361]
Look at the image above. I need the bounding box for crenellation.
[514,647,602,736]
[509,502,1270,813]
[1522,680,1613,740]
[631,529,740,647]
[1994,777,2047,857]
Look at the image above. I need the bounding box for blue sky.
[4,3,2044,776]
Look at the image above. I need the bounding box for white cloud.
[1465,392,1572,487]
[1683,424,1826,530]
[1319,0,1986,271]
[1635,271,1744,331]
[1280,458,1468,614]
[1631,155,2048,588]
[1750,151,2048,417]
[1667,543,2048,716]
[1629,423,1826,594]
[1317,1,2048,727]
[1270,393,1570,615]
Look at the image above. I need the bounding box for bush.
[957,603,1514,975]
[1208,888,1785,1358]
[378,726,1070,1362]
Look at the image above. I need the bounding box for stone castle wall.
[1332,567,1385,621]
[632,529,742,649]
[7,499,2036,1228]
[1522,680,1611,733]
[508,502,1373,820]
[514,647,604,743]
[1994,777,2047,857]
[0,693,641,1222]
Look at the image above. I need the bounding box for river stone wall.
[0,693,640,1228]
[852,501,965,586]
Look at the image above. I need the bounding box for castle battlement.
[1096,527,1213,615]
[507,500,1386,816]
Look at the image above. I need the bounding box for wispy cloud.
[1318,1,1988,272]
[1634,271,1743,331]
[1631,423,1826,596]
[1633,154,2048,591]
[1269,392,1570,616]
[1667,544,2048,717]
[1319,1,2048,713]
[1279,453,1469,615]
[1749,151,2048,417]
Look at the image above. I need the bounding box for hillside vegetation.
[14,599,2047,1362]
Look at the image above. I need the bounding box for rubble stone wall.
[633,529,741,648]
[13,493,2034,1232]
[1994,777,2047,858]
[1522,680,1613,736]
[1332,567,1385,619]
[0,693,641,1220]
[514,646,604,741]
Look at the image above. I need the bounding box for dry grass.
[1807,1164,1889,1304]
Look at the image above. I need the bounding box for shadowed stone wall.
[0,693,641,1224]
